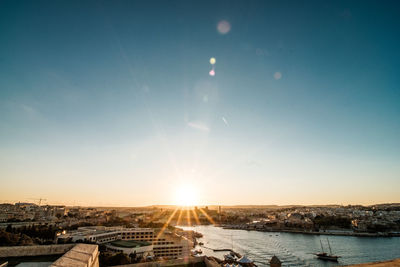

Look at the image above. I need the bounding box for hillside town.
[220,204,400,236]
[1,202,400,266]
[1,203,400,236]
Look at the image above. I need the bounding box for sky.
[0,0,400,206]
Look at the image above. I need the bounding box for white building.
[56,226,191,259]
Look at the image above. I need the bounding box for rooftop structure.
[50,244,99,267]
[106,240,153,257]
[110,240,151,248]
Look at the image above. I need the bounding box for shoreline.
[345,258,400,266]
[184,225,400,266]
[221,225,400,237]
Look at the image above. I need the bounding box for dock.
[201,246,242,258]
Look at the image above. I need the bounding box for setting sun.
[173,184,199,207]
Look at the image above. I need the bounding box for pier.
[200,245,242,258]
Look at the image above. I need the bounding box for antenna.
[327,238,333,255]
[231,233,233,250]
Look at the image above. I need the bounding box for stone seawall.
[0,244,75,258]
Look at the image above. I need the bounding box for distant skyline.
[1,0,400,206]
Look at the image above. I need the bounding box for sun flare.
[174,184,199,207]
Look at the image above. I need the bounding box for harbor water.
[179,225,400,266]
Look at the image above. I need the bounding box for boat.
[314,239,340,262]
[224,253,235,261]
[238,255,253,264]
[315,252,340,261]
[193,248,203,255]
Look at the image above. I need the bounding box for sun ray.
[176,208,183,226]
[186,208,191,226]
[151,209,167,222]
[191,209,200,225]
[154,208,178,242]
[199,207,215,225]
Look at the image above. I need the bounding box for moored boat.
[315,238,340,262]
[315,252,340,262]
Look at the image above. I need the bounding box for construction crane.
[27,198,47,206]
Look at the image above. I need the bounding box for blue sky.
[1,0,399,206]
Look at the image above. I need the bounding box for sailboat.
[314,238,340,262]
[224,234,236,261]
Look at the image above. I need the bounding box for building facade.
[56,226,191,259]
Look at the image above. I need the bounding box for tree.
[100,252,131,266]
[129,251,138,263]
[0,230,33,246]
[5,224,13,233]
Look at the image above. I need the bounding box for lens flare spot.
[209,69,215,76]
[274,72,282,80]
[217,20,231,34]
[210,57,216,65]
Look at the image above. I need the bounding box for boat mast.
[320,239,324,253]
[326,238,333,255]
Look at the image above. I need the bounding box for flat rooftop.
[50,244,98,267]
[109,240,151,248]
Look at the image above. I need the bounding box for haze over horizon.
[1,0,400,207]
